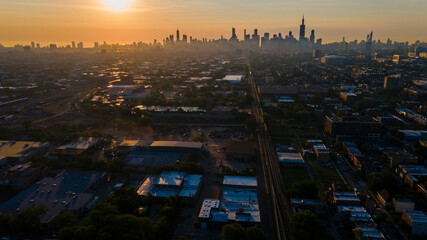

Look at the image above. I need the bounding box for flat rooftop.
[278,153,304,164]
[337,206,367,213]
[137,172,202,198]
[57,137,100,150]
[0,170,105,223]
[222,75,245,81]
[125,151,181,167]
[136,176,156,196]
[223,176,257,188]
[150,141,203,149]
[119,139,153,147]
[0,141,49,158]
[156,171,186,186]
[404,210,427,223]
[179,174,202,197]
[225,140,254,154]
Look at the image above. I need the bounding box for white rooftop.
[223,176,257,187]
[156,171,186,186]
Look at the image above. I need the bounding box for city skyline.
[0,0,426,47]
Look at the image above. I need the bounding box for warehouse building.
[198,176,260,228]
[0,170,106,225]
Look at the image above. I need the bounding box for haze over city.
[0,0,426,46]
[1,1,427,240]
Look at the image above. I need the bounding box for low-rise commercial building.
[0,170,106,224]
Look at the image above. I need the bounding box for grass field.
[310,162,343,191]
[280,167,311,189]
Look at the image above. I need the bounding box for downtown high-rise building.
[230,28,238,41]
[176,28,180,42]
[310,30,315,44]
[299,15,305,41]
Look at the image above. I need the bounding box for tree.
[138,114,154,126]
[289,180,318,198]
[367,172,398,192]
[0,213,11,234]
[111,214,153,240]
[244,117,257,135]
[291,211,322,240]
[11,205,48,234]
[107,187,142,214]
[245,226,267,240]
[352,227,363,240]
[221,223,247,240]
[23,120,32,133]
[58,227,74,240]
[56,211,78,229]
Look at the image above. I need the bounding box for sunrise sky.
[0,0,426,47]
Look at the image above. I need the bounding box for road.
[333,152,407,240]
[248,63,293,240]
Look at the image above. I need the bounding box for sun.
[103,0,132,12]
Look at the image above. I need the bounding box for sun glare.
[103,0,132,12]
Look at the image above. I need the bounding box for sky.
[0,0,426,47]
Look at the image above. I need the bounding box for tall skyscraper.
[244,29,250,41]
[176,28,180,42]
[31,42,35,48]
[309,30,315,44]
[72,41,76,49]
[230,28,238,41]
[252,29,260,46]
[299,15,305,41]
[366,31,373,53]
